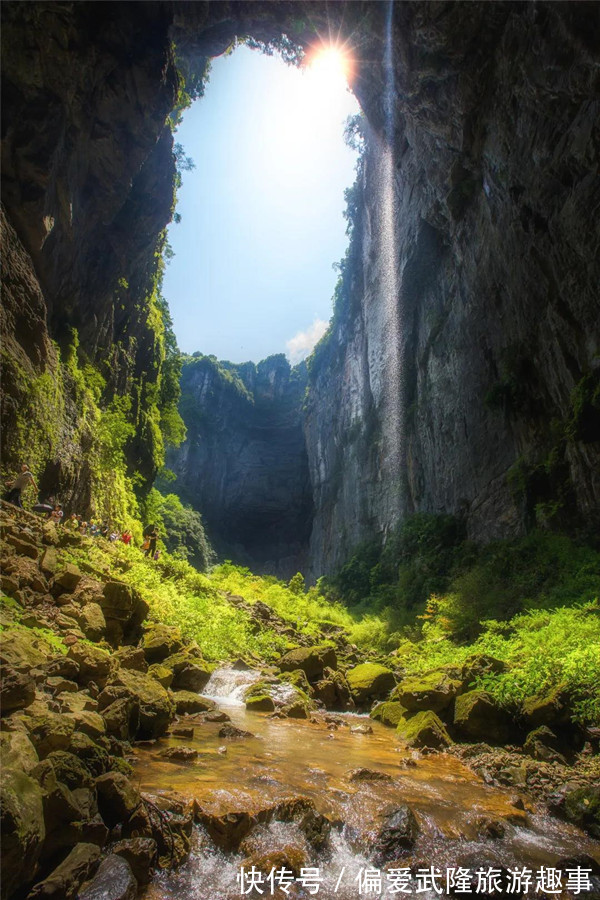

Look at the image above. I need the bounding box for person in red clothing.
[121,530,132,545]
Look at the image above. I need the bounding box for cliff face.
[169,356,312,577]
[2,2,598,575]
[304,3,600,576]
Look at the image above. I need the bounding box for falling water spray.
[378,0,405,527]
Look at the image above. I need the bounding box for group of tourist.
[3,463,159,559]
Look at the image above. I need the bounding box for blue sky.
[162,44,359,365]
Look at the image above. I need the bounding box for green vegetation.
[142,487,214,571]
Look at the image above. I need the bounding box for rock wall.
[304,2,600,576]
[169,355,312,577]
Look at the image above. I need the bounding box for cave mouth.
[162,40,361,367]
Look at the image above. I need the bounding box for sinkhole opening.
[162,41,361,368]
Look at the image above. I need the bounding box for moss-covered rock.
[101,669,175,739]
[96,772,141,828]
[101,698,139,741]
[521,685,572,728]
[111,837,157,885]
[371,700,408,728]
[140,624,184,663]
[25,711,76,758]
[162,652,212,692]
[278,668,311,693]
[561,785,600,839]
[67,643,113,687]
[0,729,39,774]
[346,663,396,704]
[454,690,511,744]
[43,751,95,790]
[147,663,173,688]
[277,645,337,680]
[0,766,46,898]
[171,691,215,716]
[393,671,461,714]
[246,694,276,712]
[76,603,107,642]
[68,732,110,777]
[28,841,101,900]
[461,654,508,688]
[396,711,452,749]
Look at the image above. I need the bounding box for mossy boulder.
[454,690,511,744]
[246,694,276,712]
[67,643,113,687]
[75,603,107,642]
[396,711,452,749]
[102,669,175,739]
[313,668,353,711]
[147,664,173,688]
[461,655,508,688]
[523,726,566,764]
[25,711,76,758]
[28,841,101,900]
[0,626,56,668]
[371,701,408,728]
[393,671,461,714]
[0,766,46,898]
[346,663,396,704]
[521,685,572,728]
[561,785,600,839]
[0,666,35,712]
[171,691,215,716]
[278,668,311,693]
[100,698,140,741]
[278,645,337,681]
[68,732,110,777]
[281,699,310,719]
[112,837,157,885]
[140,624,184,663]
[42,751,95,790]
[0,729,39,774]
[162,652,212,692]
[52,564,82,593]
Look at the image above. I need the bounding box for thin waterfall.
[379,0,404,526]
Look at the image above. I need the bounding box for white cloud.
[286,318,329,365]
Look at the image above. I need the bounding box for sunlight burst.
[307,46,352,88]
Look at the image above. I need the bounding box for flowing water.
[136,668,599,900]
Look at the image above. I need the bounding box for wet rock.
[396,711,452,749]
[313,668,354,711]
[112,837,157,885]
[349,767,393,782]
[346,663,396,704]
[281,699,310,719]
[372,805,419,864]
[163,652,212,692]
[453,691,511,744]
[393,670,461,714]
[140,624,184,663]
[147,663,174,688]
[160,746,199,762]
[0,666,35,712]
[558,785,600,839]
[218,723,254,739]
[195,807,254,852]
[246,693,276,712]
[40,815,109,860]
[242,846,307,878]
[28,842,101,899]
[172,691,215,715]
[278,645,337,680]
[350,724,373,735]
[204,710,230,723]
[0,766,45,897]
[78,854,138,900]
[171,725,194,738]
[95,772,141,828]
[472,815,506,839]
[67,643,112,687]
[371,700,408,728]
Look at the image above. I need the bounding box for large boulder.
[25,711,76,758]
[372,805,419,864]
[67,643,113,687]
[278,645,337,681]
[43,750,95,790]
[95,773,141,828]
[100,582,149,646]
[75,603,107,642]
[28,842,101,899]
[396,711,452,749]
[101,698,140,741]
[68,732,110,777]
[313,668,354,711]
[78,854,138,900]
[0,767,46,898]
[172,691,216,716]
[560,786,600,840]
[393,670,461,714]
[461,655,508,688]
[0,729,39,774]
[521,685,572,728]
[140,624,184,663]
[246,693,276,712]
[111,837,157,885]
[454,690,511,744]
[0,666,35,712]
[100,669,175,738]
[52,564,82,594]
[163,652,212,692]
[346,663,396,704]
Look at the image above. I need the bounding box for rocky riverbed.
[1,502,598,899]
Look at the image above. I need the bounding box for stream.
[135,668,599,899]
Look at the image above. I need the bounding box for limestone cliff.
[2,2,598,577]
[168,355,312,578]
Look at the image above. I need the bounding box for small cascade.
[203,665,262,706]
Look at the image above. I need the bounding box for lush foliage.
[142,487,214,571]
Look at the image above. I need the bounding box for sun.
[305,45,353,90]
